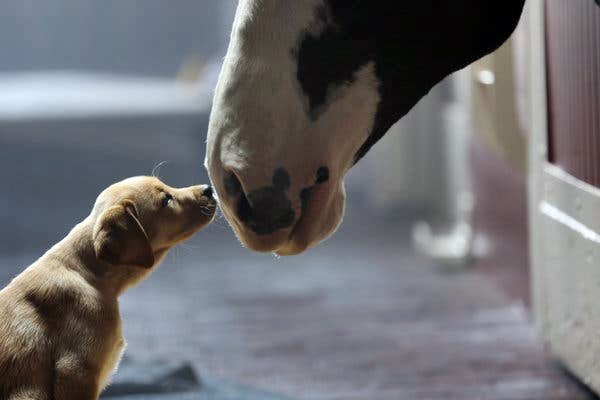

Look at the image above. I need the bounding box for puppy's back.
[0,261,103,397]
[0,280,54,397]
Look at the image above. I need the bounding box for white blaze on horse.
[206,0,525,255]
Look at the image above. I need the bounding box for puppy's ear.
[93,199,154,268]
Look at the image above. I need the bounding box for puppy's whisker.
[200,207,217,217]
[205,213,230,230]
[204,217,229,230]
[151,161,170,178]
[177,245,195,255]
[166,247,183,265]
[179,241,204,251]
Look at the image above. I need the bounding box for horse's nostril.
[300,187,313,214]
[237,189,253,223]
[315,166,329,184]
[224,171,242,197]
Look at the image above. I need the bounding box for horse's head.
[206,0,524,255]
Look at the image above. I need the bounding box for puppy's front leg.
[55,374,100,400]
[54,357,101,400]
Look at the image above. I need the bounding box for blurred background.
[0,1,599,399]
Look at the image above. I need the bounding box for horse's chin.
[273,224,312,256]
[230,223,315,256]
[233,206,343,256]
[237,232,318,257]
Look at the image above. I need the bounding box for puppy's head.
[91,176,216,269]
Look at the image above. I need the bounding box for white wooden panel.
[537,164,600,390]
[529,0,600,393]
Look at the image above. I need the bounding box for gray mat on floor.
[102,358,290,400]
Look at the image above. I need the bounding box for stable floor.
[0,127,596,400]
[105,208,593,400]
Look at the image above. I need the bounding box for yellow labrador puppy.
[0,176,216,400]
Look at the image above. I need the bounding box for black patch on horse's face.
[300,166,330,214]
[236,167,295,235]
[295,5,373,121]
[295,0,525,163]
[315,166,330,184]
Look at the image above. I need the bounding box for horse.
[206,0,526,255]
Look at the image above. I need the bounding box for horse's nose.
[224,168,296,235]
[238,188,295,235]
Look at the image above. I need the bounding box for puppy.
[0,176,216,400]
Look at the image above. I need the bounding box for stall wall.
[546,0,600,187]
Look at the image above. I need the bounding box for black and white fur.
[206,0,525,255]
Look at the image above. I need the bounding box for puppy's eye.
[161,193,173,208]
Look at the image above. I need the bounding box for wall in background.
[0,1,237,76]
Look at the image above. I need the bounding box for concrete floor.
[0,119,596,399]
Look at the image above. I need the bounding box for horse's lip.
[274,240,306,256]
[273,214,309,256]
[236,218,300,254]
[228,211,294,253]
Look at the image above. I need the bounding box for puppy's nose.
[202,186,213,198]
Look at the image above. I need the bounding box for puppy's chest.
[98,321,126,389]
[59,300,125,388]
